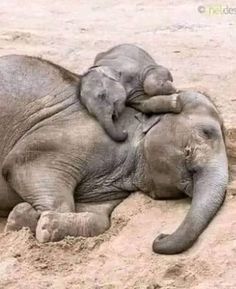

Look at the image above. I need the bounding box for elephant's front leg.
[36,200,122,242]
[130,94,182,114]
[2,154,77,236]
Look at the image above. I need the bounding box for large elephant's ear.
[135,113,161,134]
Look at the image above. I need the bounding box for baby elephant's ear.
[135,113,161,134]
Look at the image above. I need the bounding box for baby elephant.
[79,43,181,142]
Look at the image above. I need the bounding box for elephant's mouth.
[178,179,193,197]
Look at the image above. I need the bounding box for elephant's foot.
[36,211,110,243]
[130,93,182,114]
[5,202,40,233]
[170,94,182,113]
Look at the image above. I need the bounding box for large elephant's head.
[143,91,228,254]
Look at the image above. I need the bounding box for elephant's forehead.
[180,92,221,122]
[180,91,216,109]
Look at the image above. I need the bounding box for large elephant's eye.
[202,126,218,139]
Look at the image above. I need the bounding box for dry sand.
[0,0,236,288]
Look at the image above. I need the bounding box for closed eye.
[202,126,219,139]
[98,92,106,100]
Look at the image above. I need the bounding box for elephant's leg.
[5,202,40,233]
[3,161,76,214]
[130,94,182,114]
[36,199,122,243]
[2,159,78,236]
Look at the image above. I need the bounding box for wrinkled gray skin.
[80,44,179,142]
[0,55,228,254]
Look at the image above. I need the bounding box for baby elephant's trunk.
[100,115,128,142]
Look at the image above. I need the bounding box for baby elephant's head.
[80,66,128,142]
[143,65,176,96]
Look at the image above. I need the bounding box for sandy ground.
[0,0,236,288]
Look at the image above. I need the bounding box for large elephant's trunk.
[153,152,228,254]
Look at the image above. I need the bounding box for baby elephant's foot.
[171,94,182,113]
[5,202,40,233]
[36,211,110,243]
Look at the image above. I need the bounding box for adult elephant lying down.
[0,55,228,254]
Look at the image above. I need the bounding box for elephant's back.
[95,44,156,66]
[95,44,157,88]
[0,55,80,159]
[0,55,78,103]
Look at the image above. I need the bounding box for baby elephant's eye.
[98,92,106,100]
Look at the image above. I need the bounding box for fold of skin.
[152,152,228,254]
